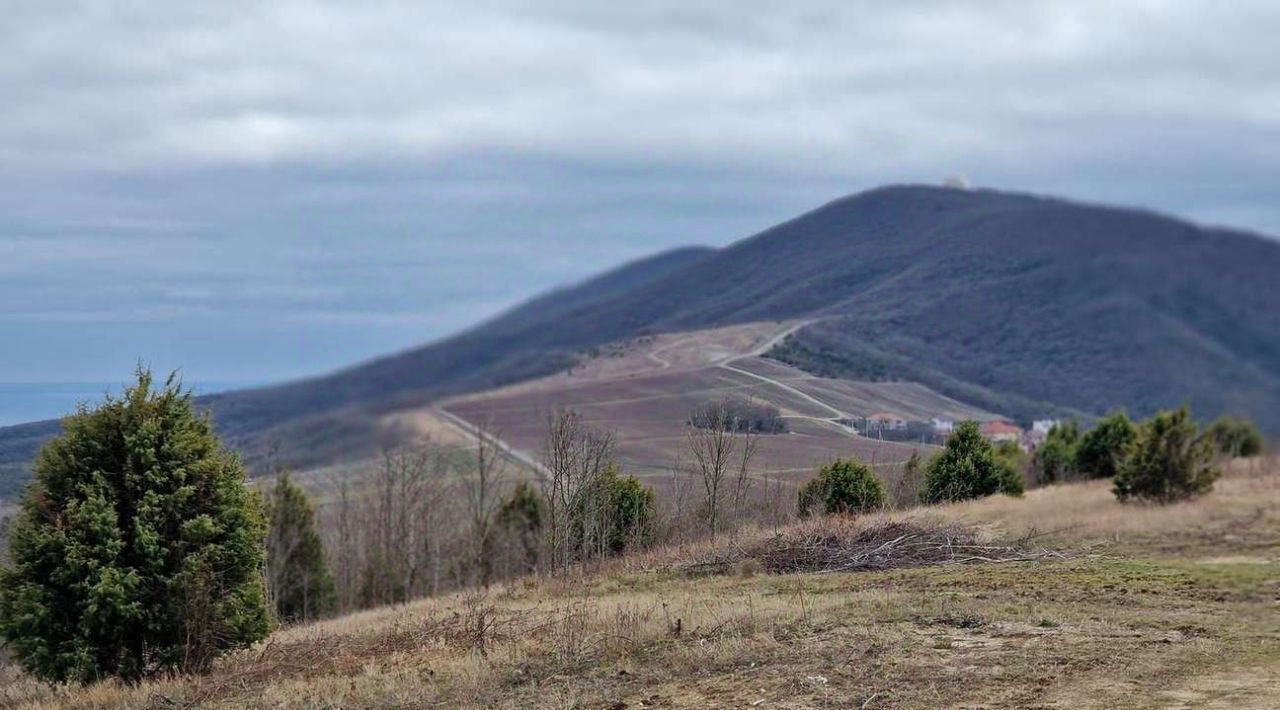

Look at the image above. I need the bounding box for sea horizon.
[0,380,261,427]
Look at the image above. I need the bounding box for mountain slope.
[491,185,1280,426]
[2,185,1278,495]
[200,244,717,444]
[759,189,1280,424]
[0,247,715,495]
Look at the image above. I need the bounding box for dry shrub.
[684,517,1062,576]
[144,598,531,706]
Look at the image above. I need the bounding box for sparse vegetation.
[688,398,787,434]
[330,446,451,610]
[264,472,336,624]
[796,458,886,518]
[1114,407,1219,504]
[1205,415,1265,458]
[888,450,926,508]
[1031,420,1081,484]
[0,369,270,683]
[1076,411,1137,479]
[494,481,543,575]
[685,403,760,536]
[1,372,1275,704]
[923,421,1024,504]
[5,456,1280,708]
[586,467,657,555]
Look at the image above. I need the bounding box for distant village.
[844,413,1059,450]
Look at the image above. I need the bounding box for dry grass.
[5,457,1279,709]
[934,456,1280,555]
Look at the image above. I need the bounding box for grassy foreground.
[3,459,1279,709]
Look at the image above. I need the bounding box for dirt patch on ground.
[1155,663,1280,709]
[1195,555,1277,565]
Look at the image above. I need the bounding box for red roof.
[981,421,1023,436]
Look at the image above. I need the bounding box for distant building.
[1032,419,1059,435]
[980,420,1023,444]
[931,418,955,435]
[1022,419,1059,450]
[866,412,907,430]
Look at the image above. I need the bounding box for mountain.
[2,185,1278,495]
[0,245,716,496]
[195,245,717,454]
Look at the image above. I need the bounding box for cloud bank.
[2,1,1277,381]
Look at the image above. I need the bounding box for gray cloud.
[6,2,1278,173]
[1,1,1278,382]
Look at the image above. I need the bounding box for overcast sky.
[3,1,1278,384]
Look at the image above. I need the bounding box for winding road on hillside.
[719,361,848,421]
[645,336,694,369]
[645,318,853,424]
[646,318,861,433]
[715,319,855,429]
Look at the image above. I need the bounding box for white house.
[1032,419,1059,435]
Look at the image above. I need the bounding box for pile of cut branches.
[684,518,1064,576]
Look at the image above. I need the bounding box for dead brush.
[451,592,508,657]
[169,600,529,705]
[683,517,1065,576]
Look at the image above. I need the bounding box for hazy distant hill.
[0,245,716,495]
[2,185,1277,495]
[195,244,718,455]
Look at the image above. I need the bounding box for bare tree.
[390,445,450,601]
[657,455,698,548]
[685,401,760,536]
[888,450,925,510]
[329,478,361,611]
[541,408,576,572]
[731,427,760,520]
[540,409,616,571]
[757,472,792,533]
[461,420,510,587]
[322,444,450,611]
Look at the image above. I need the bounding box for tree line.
[1029,409,1263,501]
[796,408,1265,517]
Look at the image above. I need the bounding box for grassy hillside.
[7,458,1278,708]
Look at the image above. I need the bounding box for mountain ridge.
[2,184,1277,496]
